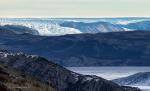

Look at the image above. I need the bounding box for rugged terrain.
[0,50,141,91]
[0,30,150,66]
[0,63,56,91]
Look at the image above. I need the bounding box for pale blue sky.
[0,0,150,17]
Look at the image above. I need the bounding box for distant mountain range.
[0,18,149,91]
[0,18,150,36]
[1,18,150,66]
[119,21,150,31]
[0,29,150,66]
[60,21,125,33]
[0,50,141,91]
[0,25,39,35]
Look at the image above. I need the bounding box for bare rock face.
[0,50,141,91]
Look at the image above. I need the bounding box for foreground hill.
[0,30,150,66]
[0,50,140,91]
[0,63,56,91]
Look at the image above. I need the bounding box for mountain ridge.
[0,30,150,66]
[0,50,141,91]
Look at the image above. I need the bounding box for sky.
[0,0,150,18]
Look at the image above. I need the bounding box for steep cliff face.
[0,50,141,91]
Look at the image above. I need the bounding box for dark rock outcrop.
[0,50,141,91]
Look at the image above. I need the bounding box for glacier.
[0,18,150,36]
[0,19,81,36]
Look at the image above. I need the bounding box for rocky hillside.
[0,63,56,91]
[1,31,150,66]
[0,50,141,91]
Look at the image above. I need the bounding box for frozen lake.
[67,67,150,91]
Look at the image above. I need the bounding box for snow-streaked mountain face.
[113,72,150,86]
[120,21,150,31]
[0,19,81,36]
[113,72,150,91]
[60,21,125,33]
[0,18,150,36]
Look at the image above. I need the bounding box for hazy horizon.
[0,0,150,18]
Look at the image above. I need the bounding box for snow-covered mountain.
[120,21,150,31]
[113,72,150,86]
[60,21,125,33]
[0,18,150,36]
[0,19,81,36]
